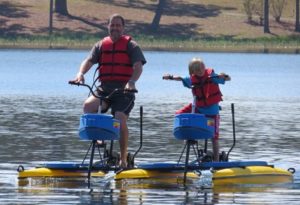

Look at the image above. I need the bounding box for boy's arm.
[211,72,231,84]
[163,74,191,88]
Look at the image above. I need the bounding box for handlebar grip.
[68,81,81,86]
[125,89,138,93]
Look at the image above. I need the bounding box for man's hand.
[69,72,85,84]
[125,61,142,91]
[125,80,136,90]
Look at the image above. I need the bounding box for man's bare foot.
[96,140,105,147]
[119,160,127,169]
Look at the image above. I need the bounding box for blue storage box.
[173,113,214,140]
[79,114,120,140]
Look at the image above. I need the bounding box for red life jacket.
[191,68,223,107]
[98,35,133,82]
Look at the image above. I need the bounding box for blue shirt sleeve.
[181,76,192,88]
[211,71,225,84]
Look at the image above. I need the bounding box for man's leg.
[114,111,129,167]
[83,95,100,113]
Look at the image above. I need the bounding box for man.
[70,14,146,168]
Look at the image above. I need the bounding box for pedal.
[219,151,228,162]
[127,152,134,168]
[93,160,105,167]
[201,151,213,162]
[107,151,120,167]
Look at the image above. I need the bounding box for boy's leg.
[212,138,219,162]
[208,115,220,161]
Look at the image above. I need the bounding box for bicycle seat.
[79,114,120,140]
[173,113,214,140]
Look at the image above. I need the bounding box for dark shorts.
[96,82,135,116]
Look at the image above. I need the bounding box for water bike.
[17,82,295,187]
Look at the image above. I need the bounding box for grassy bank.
[1,0,300,53]
[1,34,300,53]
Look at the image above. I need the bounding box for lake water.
[0,49,300,204]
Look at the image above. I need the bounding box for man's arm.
[70,59,94,84]
[126,61,143,90]
[70,42,100,84]
[126,40,146,90]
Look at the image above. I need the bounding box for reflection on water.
[12,177,300,205]
[0,95,300,204]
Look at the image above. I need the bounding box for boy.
[163,58,231,161]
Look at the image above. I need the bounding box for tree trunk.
[264,0,270,33]
[296,0,300,32]
[54,0,68,15]
[49,0,53,35]
[150,0,166,32]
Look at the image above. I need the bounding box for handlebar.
[68,81,138,100]
[162,74,230,89]
[162,74,229,80]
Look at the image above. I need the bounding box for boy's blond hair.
[188,58,205,75]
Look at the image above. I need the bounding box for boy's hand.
[219,73,231,81]
[162,74,174,80]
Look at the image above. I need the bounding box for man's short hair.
[109,14,125,26]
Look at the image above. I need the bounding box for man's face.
[108,17,124,42]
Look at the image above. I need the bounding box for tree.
[254,0,264,25]
[243,0,256,22]
[264,0,270,33]
[150,0,166,32]
[54,0,68,15]
[296,0,300,32]
[49,0,53,35]
[270,0,286,22]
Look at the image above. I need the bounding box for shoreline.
[1,37,300,54]
[1,44,299,54]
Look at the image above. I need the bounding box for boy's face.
[193,67,205,77]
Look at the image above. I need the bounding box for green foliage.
[1,33,299,53]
